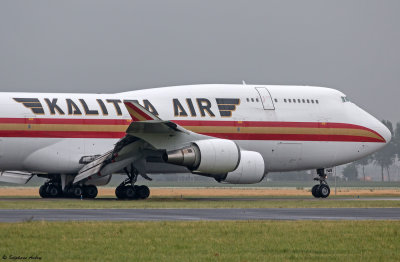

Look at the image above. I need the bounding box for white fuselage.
[0,84,391,175]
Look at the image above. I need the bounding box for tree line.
[343,120,400,181]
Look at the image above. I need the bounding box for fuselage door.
[255,87,275,110]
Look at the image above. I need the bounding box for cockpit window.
[341,96,350,102]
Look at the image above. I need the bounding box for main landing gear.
[115,165,150,200]
[39,177,98,199]
[311,168,331,198]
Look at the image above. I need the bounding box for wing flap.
[73,151,113,183]
[0,171,34,184]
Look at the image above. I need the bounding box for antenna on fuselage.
[242,80,247,85]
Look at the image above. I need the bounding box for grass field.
[1,198,400,209]
[1,220,399,261]
[1,187,399,261]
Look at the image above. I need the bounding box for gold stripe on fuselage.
[182,126,382,140]
[0,123,127,132]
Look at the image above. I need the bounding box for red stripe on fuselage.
[0,117,384,142]
[173,120,371,130]
[0,118,132,125]
[172,120,384,141]
[199,133,383,143]
[0,130,126,138]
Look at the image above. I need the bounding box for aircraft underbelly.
[239,140,373,172]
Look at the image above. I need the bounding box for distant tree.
[373,120,396,181]
[355,155,372,181]
[342,163,358,181]
[394,122,400,159]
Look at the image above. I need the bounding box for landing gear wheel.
[115,164,151,200]
[48,185,60,198]
[311,185,320,198]
[311,168,331,199]
[39,176,63,198]
[318,184,330,198]
[137,185,150,199]
[83,185,98,199]
[115,186,126,199]
[71,187,83,198]
[125,186,137,199]
[39,185,48,198]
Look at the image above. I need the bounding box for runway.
[0,208,399,222]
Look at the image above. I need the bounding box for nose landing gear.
[311,168,331,198]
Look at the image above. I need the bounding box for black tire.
[115,186,126,199]
[71,187,83,198]
[318,184,330,198]
[137,185,150,199]
[48,185,60,198]
[84,185,98,199]
[311,185,320,198]
[39,185,48,198]
[125,186,136,199]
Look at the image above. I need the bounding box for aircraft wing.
[73,101,203,184]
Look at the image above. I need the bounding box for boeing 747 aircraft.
[0,84,391,199]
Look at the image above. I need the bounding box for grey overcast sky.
[0,1,399,122]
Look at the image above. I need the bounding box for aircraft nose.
[376,121,392,144]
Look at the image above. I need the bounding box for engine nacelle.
[163,139,240,175]
[219,150,265,184]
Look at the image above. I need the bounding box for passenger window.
[302,99,305,103]
[316,100,319,104]
[297,99,301,103]
[307,99,310,103]
[288,99,291,103]
[251,98,254,102]
[284,99,287,103]
[311,100,314,103]
[246,98,249,102]
[256,98,259,102]
[274,98,278,102]
[293,99,296,103]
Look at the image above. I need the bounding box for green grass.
[1,198,400,209]
[0,220,399,261]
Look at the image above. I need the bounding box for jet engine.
[163,139,266,184]
[218,150,265,184]
[163,139,240,175]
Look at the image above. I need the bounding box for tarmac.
[0,208,399,222]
